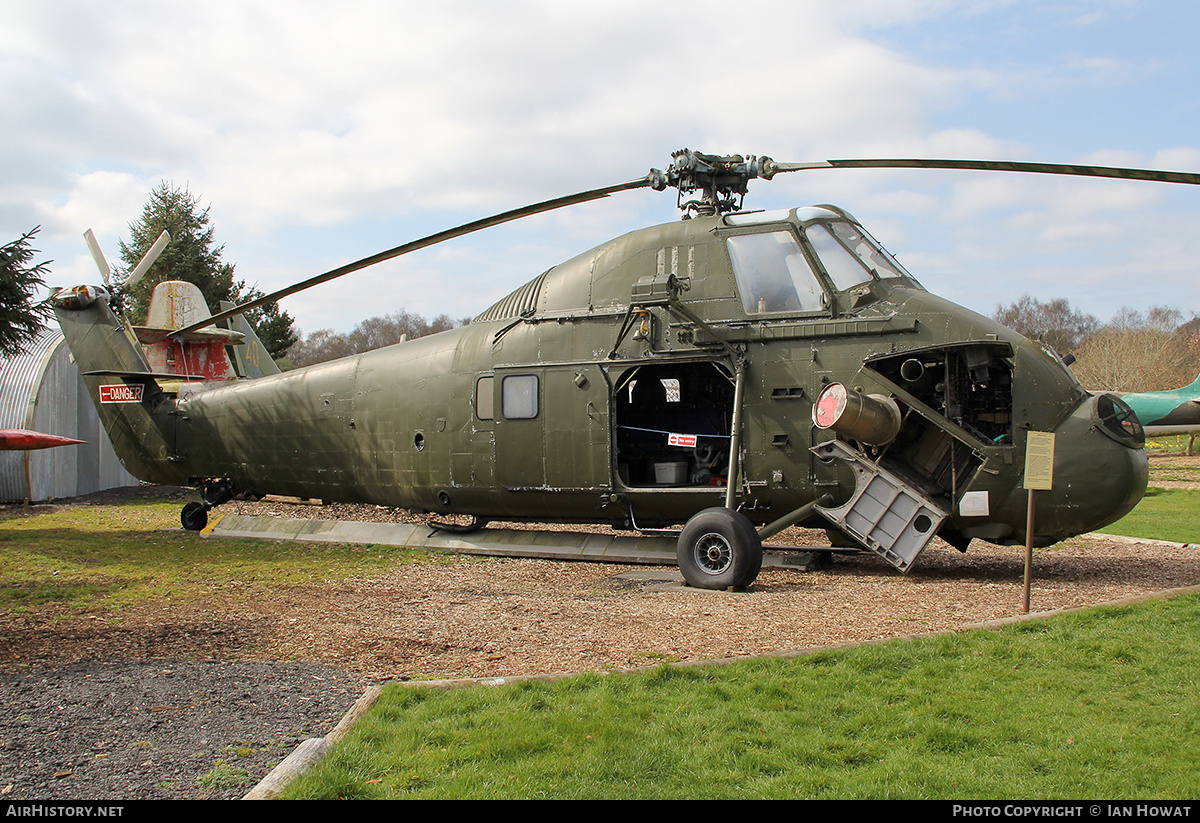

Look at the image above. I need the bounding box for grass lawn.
[283,593,1200,800]
[0,498,440,615]
[1102,487,1200,544]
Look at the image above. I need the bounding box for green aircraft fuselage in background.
[1118,374,1200,437]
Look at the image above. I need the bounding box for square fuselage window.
[502,374,539,419]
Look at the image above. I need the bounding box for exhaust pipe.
[812,382,902,446]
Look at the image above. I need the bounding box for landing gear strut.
[180,478,237,532]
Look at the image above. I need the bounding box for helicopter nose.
[1026,393,1148,545]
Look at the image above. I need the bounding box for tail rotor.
[81,228,171,296]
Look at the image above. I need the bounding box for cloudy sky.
[3,0,1198,336]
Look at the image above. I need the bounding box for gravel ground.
[1,470,1198,800]
[0,660,359,800]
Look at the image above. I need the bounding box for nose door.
[1020,393,1148,543]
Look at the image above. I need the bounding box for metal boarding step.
[811,439,948,572]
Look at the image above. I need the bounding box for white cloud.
[2,0,1197,331]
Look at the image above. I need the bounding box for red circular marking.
[814,383,846,428]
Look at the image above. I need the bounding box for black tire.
[677,507,763,590]
[181,501,208,531]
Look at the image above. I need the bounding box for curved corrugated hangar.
[0,327,138,503]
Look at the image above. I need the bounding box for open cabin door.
[493,365,612,491]
[613,361,735,489]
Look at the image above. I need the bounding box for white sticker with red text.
[667,433,697,448]
[99,383,143,404]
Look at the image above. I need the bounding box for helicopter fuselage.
[55,204,1148,568]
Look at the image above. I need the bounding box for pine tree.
[117,182,296,359]
[0,227,51,358]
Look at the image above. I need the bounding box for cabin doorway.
[613,361,734,488]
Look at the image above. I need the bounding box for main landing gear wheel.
[181,501,208,531]
[676,507,763,590]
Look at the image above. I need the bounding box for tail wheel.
[677,507,763,590]
[181,501,208,531]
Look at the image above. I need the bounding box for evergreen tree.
[116,182,297,359]
[0,227,51,358]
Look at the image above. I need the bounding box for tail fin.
[218,300,281,378]
[51,286,183,484]
[133,281,242,381]
[129,281,281,380]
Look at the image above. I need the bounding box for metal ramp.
[203,512,829,571]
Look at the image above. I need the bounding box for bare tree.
[993,295,1099,356]
[1070,307,1200,392]
[288,311,469,368]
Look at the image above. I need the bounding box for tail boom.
[52,287,186,484]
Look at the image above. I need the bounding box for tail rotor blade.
[125,230,171,289]
[83,229,111,286]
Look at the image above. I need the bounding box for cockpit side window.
[805,223,874,291]
[805,221,920,292]
[829,222,909,279]
[726,231,825,315]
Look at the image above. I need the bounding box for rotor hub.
[652,148,774,217]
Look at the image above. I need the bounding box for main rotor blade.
[768,158,1200,186]
[163,175,655,340]
[125,230,171,289]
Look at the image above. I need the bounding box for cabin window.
[475,376,494,420]
[502,374,539,419]
[726,231,825,315]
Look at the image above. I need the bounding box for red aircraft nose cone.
[0,429,86,450]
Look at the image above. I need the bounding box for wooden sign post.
[1022,431,1056,614]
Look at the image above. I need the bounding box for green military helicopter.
[54,150,1182,589]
